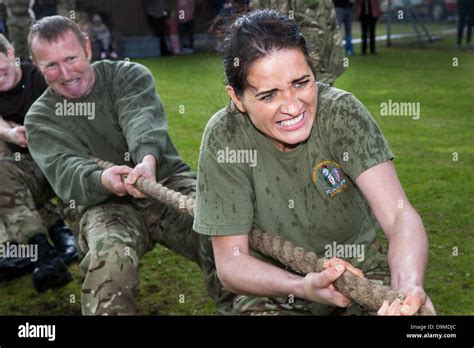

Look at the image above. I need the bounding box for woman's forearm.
[387,208,429,290]
[218,249,307,300]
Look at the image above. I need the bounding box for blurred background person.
[77,10,92,38]
[4,0,34,61]
[56,0,75,18]
[0,0,7,35]
[91,13,118,59]
[334,0,355,56]
[457,0,473,49]
[33,0,57,19]
[356,0,380,55]
[178,0,196,53]
[165,9,181,54]
[0,34,77,291]
[145,0,170,56]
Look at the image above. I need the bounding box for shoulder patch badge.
[311,160,348,197]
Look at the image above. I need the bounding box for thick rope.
[93,158,433,315]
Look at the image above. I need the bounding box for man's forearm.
[141,154,157,167]
[0,117,12,142]
[387,208,428,290]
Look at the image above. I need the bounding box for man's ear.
[6,47,15,60]
[226,85,246,113]
[28,39,38,66]
[84,36,92,61]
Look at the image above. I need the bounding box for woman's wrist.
[289,273,309,301]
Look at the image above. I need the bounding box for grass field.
[0,34,472,315]
[351,21,456,39]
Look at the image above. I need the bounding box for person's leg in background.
[360,15,369,54]
[466,2,473,47]
[335,7,349,55]
[457,0,467,47]
[0,157,71,291]
[344,7,354,55]
[369,15,378,54]
[37,201,78,264]
[187,19,195,51]
[147,14,170,56]
[180,20,195,53]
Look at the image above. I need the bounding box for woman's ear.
[226,85,246,113]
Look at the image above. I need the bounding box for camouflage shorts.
[231,238,390,315]
[78,172,233,315]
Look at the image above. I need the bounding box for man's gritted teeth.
[62,78,80,86]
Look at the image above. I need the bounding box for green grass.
[336,38,474,315]
[0,35,472,315]
[350,21,456,39]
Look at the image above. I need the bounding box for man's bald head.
[28,15,87,61]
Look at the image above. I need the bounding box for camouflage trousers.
[232,238,390,315]
[0,152,63,244]
[5,0,32,59]
[57,0,76,18]
[78,172,233,315]
[5,16,31,60]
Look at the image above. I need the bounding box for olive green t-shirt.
[25,60,189,209]
[193,83,394,258]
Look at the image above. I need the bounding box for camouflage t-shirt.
[193,83,394,260]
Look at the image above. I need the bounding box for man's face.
[31,30,95,99]
[0,49,21,92]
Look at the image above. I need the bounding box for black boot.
[30,234,72,293]
[0,242,35,281]
[48,220,78,264]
